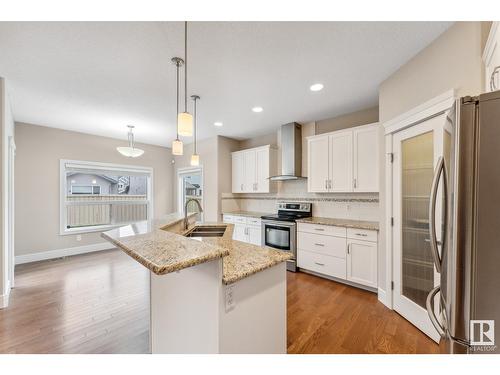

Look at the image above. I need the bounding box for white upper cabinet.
[329,131,353,192]
[243,150,256,192]
[232,152,245,193]
[231,145,276,193]
[307,123,379,193]
[307,136,330,192]
[353,125,379,192]
[255,147,270,193]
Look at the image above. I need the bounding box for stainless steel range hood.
[269,123,306,181]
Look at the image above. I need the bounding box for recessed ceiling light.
[310,83,324,92]
[214,122,223,127]
[252,106,263,113]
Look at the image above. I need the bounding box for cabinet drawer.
[232,215,247,224]
[346,228,377,242]
[223,215,234,223]
[246,217,262,226]
[298,232,346,258]
[298,250,346,280]
[298,223,347,237]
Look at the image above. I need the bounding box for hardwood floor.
[0,249,438,354]
[287,271,439,354]
[0,250,150,354]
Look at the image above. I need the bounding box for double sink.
[184,225,227,240]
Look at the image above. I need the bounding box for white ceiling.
[0,22,452,147]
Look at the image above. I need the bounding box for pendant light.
[190,95,200,166]
[117,125,144,158]
[177,21,193,137]
[171,56,184,155]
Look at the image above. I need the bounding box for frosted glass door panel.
[401,131,434,308]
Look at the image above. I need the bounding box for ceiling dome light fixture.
[310,83,324,92]
[171,57,184,155]
[214,122,223,127]
[177,21,193,137]
[117,125,145,158]
[190,95,200,166]
[252,106,263,113]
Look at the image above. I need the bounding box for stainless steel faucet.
[184,198,203,230]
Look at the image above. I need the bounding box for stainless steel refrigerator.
[426,90,500,354]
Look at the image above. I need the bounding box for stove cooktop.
[261,202,312,223]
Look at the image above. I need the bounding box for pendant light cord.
[193,97,197,154]
[176,60,180,140]
[184,21,188,113]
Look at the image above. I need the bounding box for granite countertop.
[101,213,291,284]
[222,211,271,219]
[296,216,379,231]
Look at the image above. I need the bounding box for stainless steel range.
[261,202,312,272]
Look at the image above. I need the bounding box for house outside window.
[60,159,153,235]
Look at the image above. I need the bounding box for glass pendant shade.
[117,125,144,158]
[190,153,200,166]
[172,139,183,155]
[116,146,144,158]
[177,112,193,136]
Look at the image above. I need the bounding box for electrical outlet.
[76,235,82,241]
[225,285,235,312]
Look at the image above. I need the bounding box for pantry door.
[392,113,450,343]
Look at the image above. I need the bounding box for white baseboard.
[0,280,11,309]
[15,242,115,265]
[378,287,391,309]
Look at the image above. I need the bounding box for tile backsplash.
[221,179,379,222]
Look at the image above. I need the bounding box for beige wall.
[316,106,379,134]
[173,137,218,222]
[379,22,484,121]
[173,136,240,222]
[217,136,240,216]
[15,123,174,256]
[238,132,277,150]
[377,21,486,291]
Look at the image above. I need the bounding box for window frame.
[60,159,153,235]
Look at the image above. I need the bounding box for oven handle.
[262,220,297,228]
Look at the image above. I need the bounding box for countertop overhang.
[101,213,292,284]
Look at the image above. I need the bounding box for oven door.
[262,220,296,253]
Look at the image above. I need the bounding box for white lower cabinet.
[346,239,377,289]
[297,222,378,290]
[247,226,262,246]
[232,224,248,242]
[223,215,262,246]
[298,250,346,280]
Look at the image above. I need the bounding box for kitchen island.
[101,213,291,354]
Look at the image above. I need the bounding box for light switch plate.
[225,285,235,312]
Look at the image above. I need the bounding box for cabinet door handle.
[314,243,325,247]
[347,243,350,254]
[325,180,328,190]
[314,262,325,266]
[241,183,243,191]
[329,179,332,189]
[314,228,325,232]
[355,233,367,237]
[353,178,357,189]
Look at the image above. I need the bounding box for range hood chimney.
[269,122,306,181]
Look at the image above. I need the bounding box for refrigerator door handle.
[429,156,447,273]
[426,285,445,338]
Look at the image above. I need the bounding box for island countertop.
[101,213,292,284]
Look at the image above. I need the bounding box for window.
[60,159,153,235]
[177,167,203,222]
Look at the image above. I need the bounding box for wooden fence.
[66,194,147,228]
